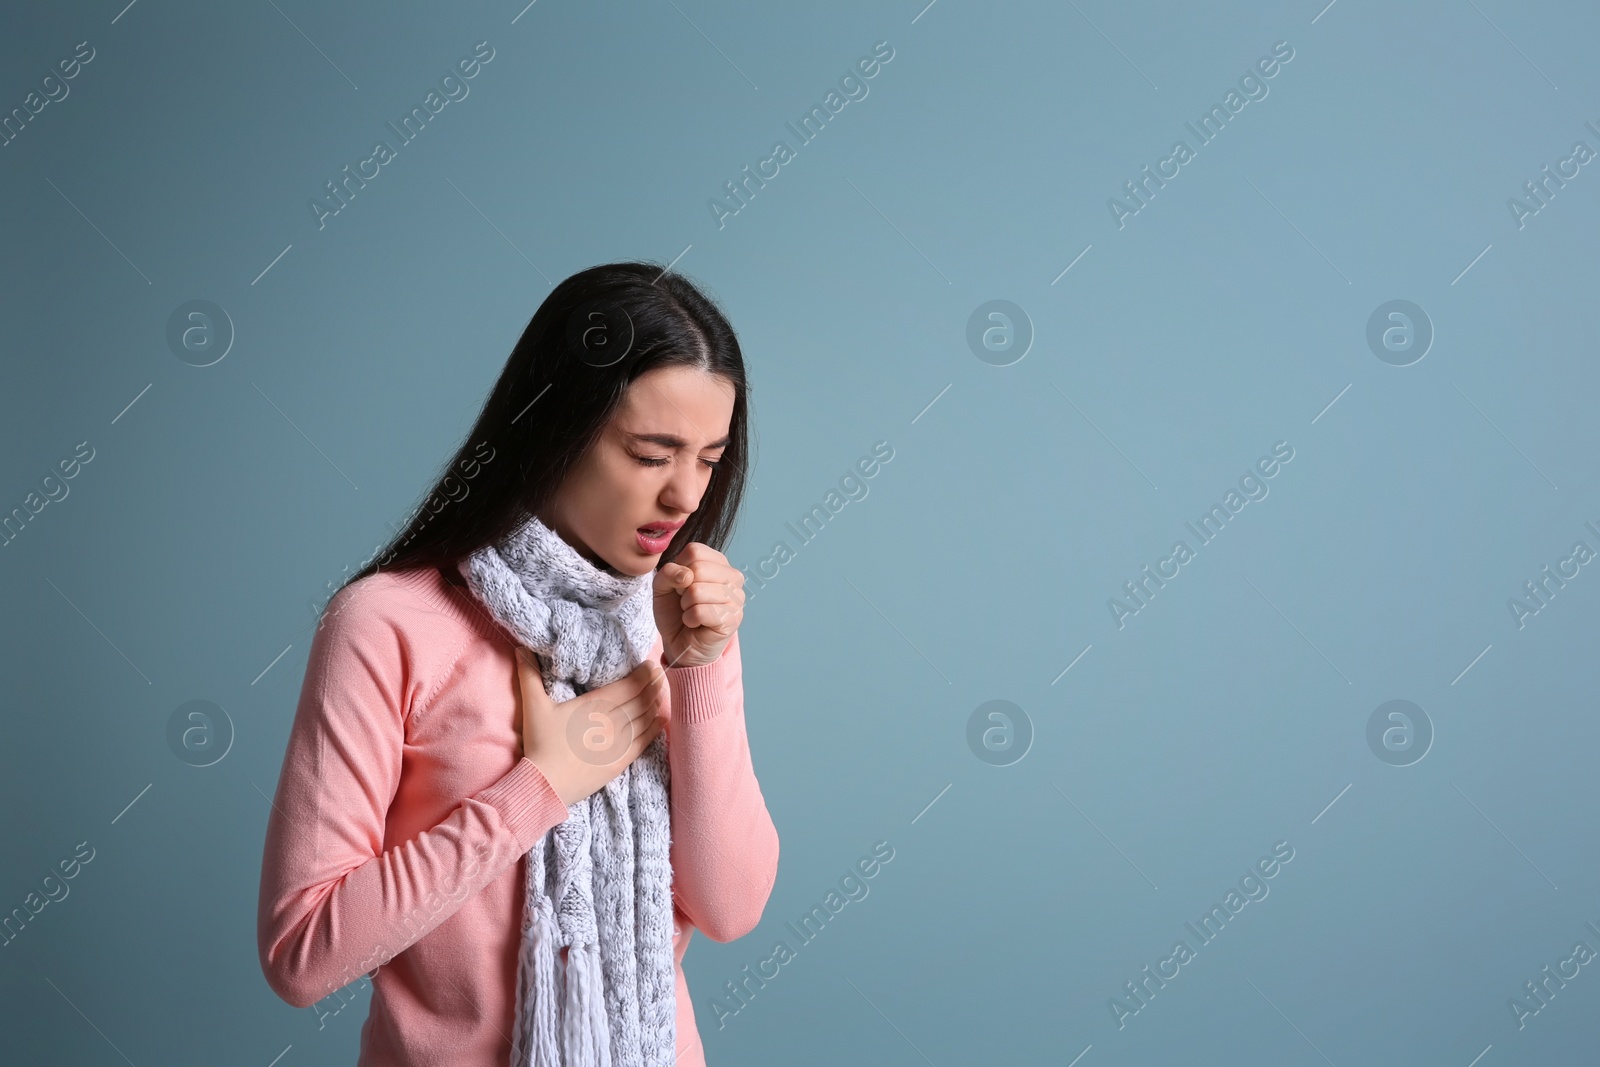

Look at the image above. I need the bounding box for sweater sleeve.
[256,587,571,1009]
[662,631,780,942]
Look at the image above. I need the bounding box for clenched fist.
[653,542,744,668]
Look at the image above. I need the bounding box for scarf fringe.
[517,896,563,1067]
[562,942,612,1066]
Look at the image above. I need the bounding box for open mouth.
[635,522,681,552]
[637,519,683,538]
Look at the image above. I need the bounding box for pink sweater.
[256,563,779,1066]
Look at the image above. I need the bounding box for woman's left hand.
[654,542,744,669]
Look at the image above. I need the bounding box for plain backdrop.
[2,1,1598,1064]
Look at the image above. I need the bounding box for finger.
[516,648,549,705]
[582,700,643,767]
[676,548,734,575]
[685,601,739,630]
[624,713,664,762]
[579,673,651,736]
[652,562,694,601]
[622,668,666,718]
[676,583,736,610]
[617,659,665,698]
[674,542,728,568]
[672,562,695,588]
[678,591,738,630]
[606,663,666,721]
[599,698,662,770]
[677,582,738,615]
[592,684,652,735]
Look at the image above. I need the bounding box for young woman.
[256,262,779,1066]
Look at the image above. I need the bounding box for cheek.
[593,453,639,495]
[593,462,658,522]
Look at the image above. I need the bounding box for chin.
[605,549,655,577]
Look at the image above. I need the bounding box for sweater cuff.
[474,757,570,852]
[666,633,740,725]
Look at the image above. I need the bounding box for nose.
[659,457,701,513]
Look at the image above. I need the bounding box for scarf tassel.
[517,896,563,1067]
[561,941,612,1066]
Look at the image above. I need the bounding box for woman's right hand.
[515,647,668,806]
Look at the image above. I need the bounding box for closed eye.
[634,455,722,469]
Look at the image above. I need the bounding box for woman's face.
[538,364,736,577]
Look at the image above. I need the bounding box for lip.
[635,520,684,554]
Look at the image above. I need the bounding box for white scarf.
[457,512,675,1067]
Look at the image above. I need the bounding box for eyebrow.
[627,432,730,450]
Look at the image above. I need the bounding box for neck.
[536,508,617,575]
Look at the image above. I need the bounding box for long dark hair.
[332,261,750,601]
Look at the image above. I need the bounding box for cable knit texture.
[458,512,674,1067]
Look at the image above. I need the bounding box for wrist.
[663,637,734,671]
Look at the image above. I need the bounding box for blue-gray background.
[3,0,1597,1063]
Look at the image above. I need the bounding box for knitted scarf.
[456,511,675,1067]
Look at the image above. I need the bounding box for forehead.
[614,366,734,441]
